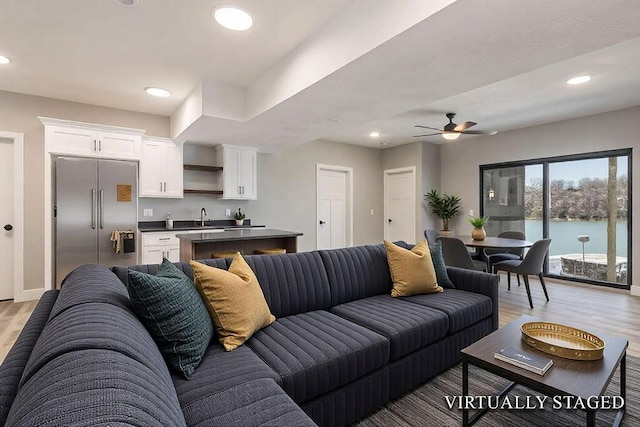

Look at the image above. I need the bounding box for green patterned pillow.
[127,259,213,379]
[429,241,455,288]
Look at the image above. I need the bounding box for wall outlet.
[469,209,474,217]
[143,209,153,217]
[225,208,231,216]
[370,209,375,216]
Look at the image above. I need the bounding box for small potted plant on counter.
[234,208,246,226]
[467,216,490,241]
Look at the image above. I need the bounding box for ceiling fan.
[413,113,498,141]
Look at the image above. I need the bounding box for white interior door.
[384,167,416,243]
[317,165,352,249]
[0,133,22,300]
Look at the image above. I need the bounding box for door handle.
[91,189,97,229]
[99,190,104,229]
[319,220,325,225]
[3,224,12,231]
[388,219,393,223]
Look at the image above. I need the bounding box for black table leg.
[586,409,596,427]
[462,359,469,427]
[613,351,626,426]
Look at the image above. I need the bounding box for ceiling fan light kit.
[413,112,497,141]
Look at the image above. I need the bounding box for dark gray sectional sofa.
[0,243,498,426]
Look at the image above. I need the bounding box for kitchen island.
[177,228,303,261]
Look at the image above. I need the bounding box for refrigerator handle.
[99,190,104,229]
[91,189,97,229]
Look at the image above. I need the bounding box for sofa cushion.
[6,349,186,427]
[429,241,455,288]
[0,291,58,427]
[384,240,443,297]
[111,258,229,287]
[330,295,449,360]
[172,344,280,405]
[191,255,275,351]
[181,378,317,427]
[247,310,389,404]
[243,251,332,318]
[402,289,493,334]
[319,245,394,306]
[128,259,214,378]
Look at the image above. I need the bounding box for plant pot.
[471,227,486,241]
[439,230,454,236]
[235,219,244,226]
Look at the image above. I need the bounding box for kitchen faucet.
[200,208,207,226]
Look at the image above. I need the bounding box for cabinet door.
[139,140,165,197]
[223,147,242,199]
[164,142,184,198]
[98,131,141,160]
[142,246,164,265]
[166,245,181,262]
[47,125,97,156]
[239,150,257,199]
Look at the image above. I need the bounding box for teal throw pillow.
[429,241,455,288]
[127,259,214,379]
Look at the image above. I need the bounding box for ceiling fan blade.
[413,133,441,137]
[454,121,477,132]
[414,125,443,131]
[460,130,498,135]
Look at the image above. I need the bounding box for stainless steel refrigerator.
[55,157,138,285]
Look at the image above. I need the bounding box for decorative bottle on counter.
[166,212,173,229]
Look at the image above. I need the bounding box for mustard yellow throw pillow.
[384,240,443,297]
[190,254,275,351]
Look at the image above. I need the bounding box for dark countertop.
[176,228,302,242]
[139,219,264,232]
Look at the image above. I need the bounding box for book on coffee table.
[494,346,553,375]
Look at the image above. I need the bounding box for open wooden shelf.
[183,189,223,195]
[183,164,223,172]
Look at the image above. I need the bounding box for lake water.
[524,220,628,258]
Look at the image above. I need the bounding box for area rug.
[356,355,639,426]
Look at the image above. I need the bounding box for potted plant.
[234,208,246,226]
[425,189,461,235]
[467,216,489,241]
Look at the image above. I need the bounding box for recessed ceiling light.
[0,55,10,65]
[566,75,593,85]
[213,6,254,31]
[145,87,171,98]
[370,131,380,138]
[113,0,139,6]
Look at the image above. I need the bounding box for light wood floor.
[1,274,639,365]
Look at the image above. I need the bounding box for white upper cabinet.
[216,145,257,200]
[40,117,143,160]
[140,136,183,198]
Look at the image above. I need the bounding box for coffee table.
[461,314,628,426]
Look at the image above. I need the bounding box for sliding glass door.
[480,150,631,288]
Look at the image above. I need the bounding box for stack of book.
[494,346,553,375]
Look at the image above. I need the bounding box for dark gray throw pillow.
[128,258,213,379]
[429,241,455,288]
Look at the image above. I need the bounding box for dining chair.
[424,229,439,246]
[436,236,487,272]
[493,239,552,309]
[485,230,526,285]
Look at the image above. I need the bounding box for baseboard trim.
[14,288,45,303]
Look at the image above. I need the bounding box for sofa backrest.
[5,264,187,426]
[243,252,332,318]
[319,244,396,306]
[111,258,228,287]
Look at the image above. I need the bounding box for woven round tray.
[521,321,605,360]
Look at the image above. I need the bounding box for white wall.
[440,106,640,294]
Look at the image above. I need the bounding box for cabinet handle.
[98,140,102,151]
[93,139,97,151]
[160,182,163,192]
[164,182,167,192]
[159,238,170,240]
[162,251,166,258]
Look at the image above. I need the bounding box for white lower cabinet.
[141,232,180,264]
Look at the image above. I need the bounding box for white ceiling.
[2,0,640,149]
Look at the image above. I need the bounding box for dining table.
[452,235,534,250]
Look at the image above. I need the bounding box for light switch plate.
[143,209,153,217]
[225,208,231,216]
